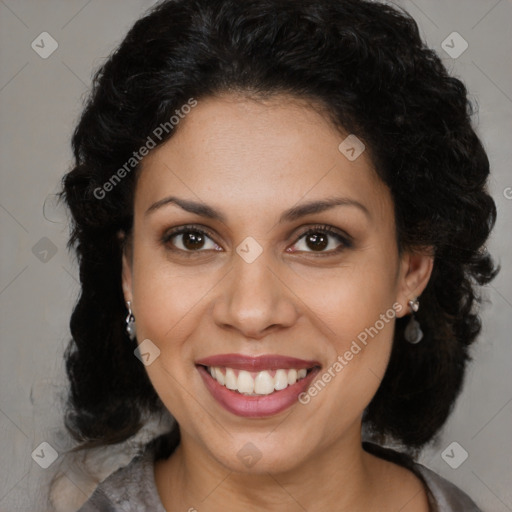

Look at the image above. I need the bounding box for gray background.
[0,0,511,511]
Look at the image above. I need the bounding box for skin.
[122,94,434,512]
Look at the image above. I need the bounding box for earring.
[404,298,423,344]
[125,301,136,340]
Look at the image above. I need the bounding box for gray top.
[77,444,482,512]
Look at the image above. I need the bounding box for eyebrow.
[145,195,370,223]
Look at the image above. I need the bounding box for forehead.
[135,94,393,223]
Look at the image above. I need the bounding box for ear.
[395,248,434,318]
[120,232,133,304]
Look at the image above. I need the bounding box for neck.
[155,422,390,511]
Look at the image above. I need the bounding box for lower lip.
[197,365,320,418]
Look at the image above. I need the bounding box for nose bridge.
[213,246,298,338]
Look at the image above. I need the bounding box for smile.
[204,366,310,395]
[196,354,321,417]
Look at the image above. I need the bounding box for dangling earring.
[404,297,423,344]
[125,301,136,340]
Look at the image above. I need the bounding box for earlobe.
[395,248,434,317]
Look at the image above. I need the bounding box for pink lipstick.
[196,353,321,418]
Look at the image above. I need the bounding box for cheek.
[288,256,399,408]
[129,246,216,356]
[289,251,399,340]
[129,255,213,417]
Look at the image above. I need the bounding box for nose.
[212,251,299,340]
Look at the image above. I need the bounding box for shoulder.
[412,462,483,512]
[76,448,166,512]
[363,441,483,512]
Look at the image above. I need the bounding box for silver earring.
[404,298,423,344]
[125,301,136,340]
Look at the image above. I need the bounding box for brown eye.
[181,231,206,250]
[289,225,352,254]
[162,226,221,253]
[304,232,329,251]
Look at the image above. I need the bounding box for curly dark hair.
[60,0,498,456]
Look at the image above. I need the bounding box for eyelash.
[160,223,352,257]
[292,224,353,255]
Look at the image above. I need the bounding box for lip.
[196,353,321,418]
[195,353,320,371]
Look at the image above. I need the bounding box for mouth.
[195,354,321,417]
[199,366,313,395]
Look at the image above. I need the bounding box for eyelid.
[289,224,353,253]
[160,224,221,255]
[161,223,217,242]
[161,223,352,255]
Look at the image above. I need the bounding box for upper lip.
[195,353,321,371]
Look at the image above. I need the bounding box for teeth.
[274,369,288,390]
[254,371,275,395]
[225,368,237,390]
[205,366,310,395]
[287,369,298,385]
[214,367,225,385]
[237,371,254,394]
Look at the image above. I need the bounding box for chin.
[209,433,309,475]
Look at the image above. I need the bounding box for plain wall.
[1,0,511,510]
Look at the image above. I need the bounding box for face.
[122,94,432,474]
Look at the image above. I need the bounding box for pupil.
[183,231,204,250]
[307,233,327,251]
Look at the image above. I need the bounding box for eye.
[288,225,352,255]
[161,225,221,254]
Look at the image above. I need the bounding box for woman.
[58,0,498,510]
